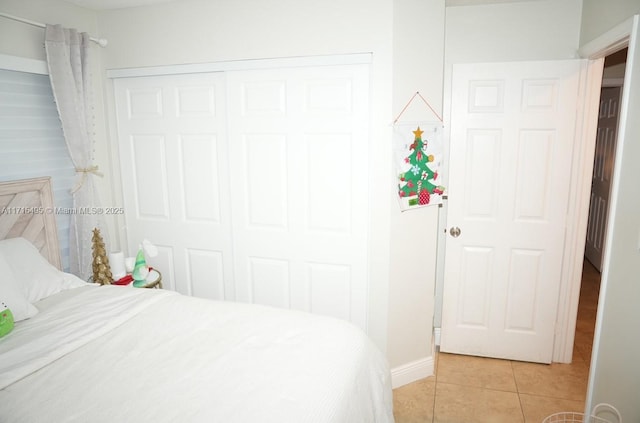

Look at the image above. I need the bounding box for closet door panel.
[227,64,370,330]
[115,73,234,299]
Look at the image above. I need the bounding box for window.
[0,68,75,270]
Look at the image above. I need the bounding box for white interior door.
[113,62,371,331]
[584,86,621,271]
[225,65,370,330]
[441,60,583,363]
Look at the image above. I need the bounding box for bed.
[0,177,393,423]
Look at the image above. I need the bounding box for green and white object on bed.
[0,302,14,338]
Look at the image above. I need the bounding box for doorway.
[573,46,627,393]
[584,48,627,272]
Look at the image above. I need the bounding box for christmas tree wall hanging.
[395,124,445,210]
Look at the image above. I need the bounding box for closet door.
[114,63,370,330]
[226,65,370,329]
[114,73,234,299]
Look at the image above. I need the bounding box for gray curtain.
[45,24,106,280]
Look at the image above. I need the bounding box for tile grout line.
[432,350,439,423]
[511,359,527,422]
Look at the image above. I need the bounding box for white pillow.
[0,254,38,322]
[0,237,85,303]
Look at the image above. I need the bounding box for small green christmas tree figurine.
[398,127,444,205]
[91,228,112,285]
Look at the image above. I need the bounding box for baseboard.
[390,356,435,389]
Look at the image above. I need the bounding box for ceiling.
[446,0,543,5]
[63,0,544,11]
[62,0,190,10]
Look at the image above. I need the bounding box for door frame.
[555,15,637,364]
[436,16,636,363]
[552,58,603,363]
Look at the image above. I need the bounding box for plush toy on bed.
[0,301,14,338]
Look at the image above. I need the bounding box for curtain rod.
[0,12,108,47]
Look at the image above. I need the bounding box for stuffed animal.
[0,301,14,338]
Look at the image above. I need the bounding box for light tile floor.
[393,259,600,423]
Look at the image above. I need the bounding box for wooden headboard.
[0,177,62,270]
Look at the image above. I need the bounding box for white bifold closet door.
[114,63,370,330]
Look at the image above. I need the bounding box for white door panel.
[115,72,233,298]
[585,86,621,271]
[442,60,583,363]
[226,65,370,329]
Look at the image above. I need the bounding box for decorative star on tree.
[398,127,444,205]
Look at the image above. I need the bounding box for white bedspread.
[0,286,393,423]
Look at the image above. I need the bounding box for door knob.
[449,227,461,238]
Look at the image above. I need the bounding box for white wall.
[580,3,640,420]
[0,0,97,60]
[580,0,640,46]
[445,0,583,65]
[387,0,444,376]
[99,0,390,69]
